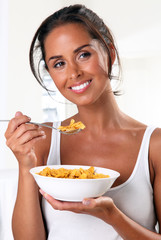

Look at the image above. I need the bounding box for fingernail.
[15,111,22,117]
[40,131,45,135]
[39,189,44,195]
[39,189,49,200]
[82,199,91,206]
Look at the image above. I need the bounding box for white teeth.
[71,81,90,91]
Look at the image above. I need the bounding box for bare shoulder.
[149,127,161,170]
[150,127,161,151]
[34,122,53,166]
[149,127,161,226]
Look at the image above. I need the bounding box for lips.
[69,80,92,93]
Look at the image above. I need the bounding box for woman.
[5,4,161,240]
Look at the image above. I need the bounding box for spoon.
[0,120,82,135]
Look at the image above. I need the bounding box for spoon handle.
[29,121,58,130]
[0,120,58,131]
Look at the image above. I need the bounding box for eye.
[53,61,65,69]
[78,52,91,60]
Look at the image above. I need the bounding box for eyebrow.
[48,44,91,63]
[74,44,92,53]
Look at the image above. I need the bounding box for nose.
[68,62,83,80]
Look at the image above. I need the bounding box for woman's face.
[44,23,111,106]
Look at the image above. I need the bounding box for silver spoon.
[0,120,82,135]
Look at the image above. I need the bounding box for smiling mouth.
[70,80,92,91]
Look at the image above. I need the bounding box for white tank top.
[42,123,158,240]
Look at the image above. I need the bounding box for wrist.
[107,204,123,226]
[17,156,37,170]
[102,201,121,226]
[18,163,34,176]
[18,165,38,190]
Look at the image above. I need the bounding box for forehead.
[44,23,92,55]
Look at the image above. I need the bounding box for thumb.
[82,196,113,208]
[15,111,23,117]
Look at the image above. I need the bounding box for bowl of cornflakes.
[30,165,120,202]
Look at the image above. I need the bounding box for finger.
[83,196,113,209]
[13,134,46,155]
[10,129,45,150]
[12,122,41,140]
[15,111,23,117]
[6,123,43,147]
[18,129,46,145]
[39,190,84,212]
[5,114,31,137]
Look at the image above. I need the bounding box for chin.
[64,92,101,107]
[74,98,97,107]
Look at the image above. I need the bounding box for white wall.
[0,0,10,169]
[117,54,161,126]
[1,0,161,169]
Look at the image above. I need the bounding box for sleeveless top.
[42,123,158,240]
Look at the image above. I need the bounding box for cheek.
[48,71,65,89]
[84,59,108,76]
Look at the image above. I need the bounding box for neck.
[76,90,124,133]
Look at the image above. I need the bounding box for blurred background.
[1,0,161,169]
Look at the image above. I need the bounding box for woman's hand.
[40,189,117,225]
[5,111,46,169]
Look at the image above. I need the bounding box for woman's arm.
[5,112,47,240]
[40,192,160,240]
[13,167,46,240]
